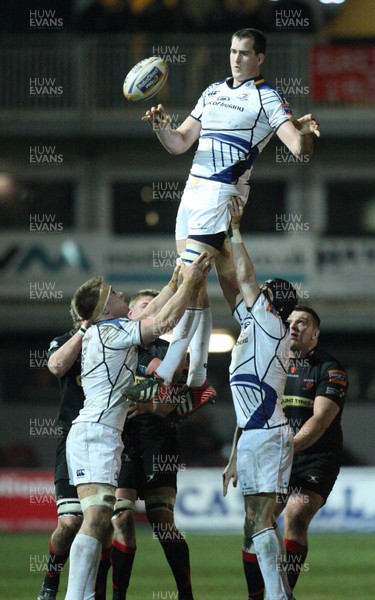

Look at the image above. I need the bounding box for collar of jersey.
[226,75,265,89]
[95,317,129,326]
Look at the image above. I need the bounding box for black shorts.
[287,451,342,503]
[54,426,78,501]
[118,415,180,499]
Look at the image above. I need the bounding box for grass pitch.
[1,530,374,599]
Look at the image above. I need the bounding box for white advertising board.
[174,467,375,533]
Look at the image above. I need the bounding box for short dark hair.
[294,305,321,329]
[232,28,266,55]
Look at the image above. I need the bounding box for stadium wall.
[1,467,374,533]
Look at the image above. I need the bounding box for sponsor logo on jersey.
[328,369,347,387]
[282,395,314,408]
[325,386,346,399]
[307,474,319,484]
[76,469,85,477]
[217,95,230,101]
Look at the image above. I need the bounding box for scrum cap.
[263,278,298,322]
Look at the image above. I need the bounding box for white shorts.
[66,421,123,487]
[175,175,249,240]
[237,425,293,495]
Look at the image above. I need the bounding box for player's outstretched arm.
[276,114,319,158]
[291,113,320,138]
[141,104,201,154]
[133,264,181,320]
[228,197,260,308]
[223,427,242,496]
[293,395,340,454]
[47,319,91,377]
[140,253,213,344]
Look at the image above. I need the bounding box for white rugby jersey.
[73,318,141,430]
[229,293,290,429]
[190,76,291,184]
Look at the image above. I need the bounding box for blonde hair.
[129,288,160,309]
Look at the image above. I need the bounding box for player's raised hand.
[222,457,238,497]
[292,113,320,138]
[229,195,245,229]
[168,261,181,292]
[141,103,171,130]
[180,252,213,287]
[81,318,92,330]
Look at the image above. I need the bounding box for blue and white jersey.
[73,318,141,430]
[230,294,290,429]
[190,76,291,184]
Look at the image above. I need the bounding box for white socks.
[155,306,212,387]
[252,526,291,600]
[65,533,101,600]
[187,307,212,387]
[155,308,202,385]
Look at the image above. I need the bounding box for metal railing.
[0,33,370,134]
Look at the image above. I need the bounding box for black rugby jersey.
[282,346,348,454]
[47,330,84,429]
[132,338,187,426]
[136,338,169,377]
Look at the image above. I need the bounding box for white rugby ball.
[123,56,168,102]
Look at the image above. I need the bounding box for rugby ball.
[123,56,168,102]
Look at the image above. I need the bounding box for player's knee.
[112,500,136,536]
[245,505,270,534]
[284,508,310,537]
[78,484,116,538]
[83,505,113,540]
[244,514,256,542]
[58,514,82,535]
[112,498,136,520]
[145,494,175,525]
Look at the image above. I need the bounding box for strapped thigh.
[78,484,116,512]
